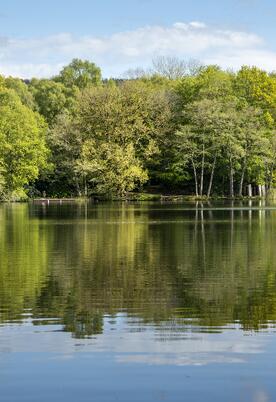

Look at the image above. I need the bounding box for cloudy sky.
[0,0,276,78]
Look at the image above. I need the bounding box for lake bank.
[30,191,276,203]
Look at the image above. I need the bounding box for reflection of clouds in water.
[254,390,269,402]
[116,353,245,366]
[0,316,267,369]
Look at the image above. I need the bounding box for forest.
[0,57,276,200]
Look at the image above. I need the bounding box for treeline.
[0,57,276,199]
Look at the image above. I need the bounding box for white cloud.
[0,21,275,78]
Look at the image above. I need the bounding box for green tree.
[5,77,35,109]
[235,66,276,122]
[175,99,238,197]
[30,79,77,124]
[76,141,148,196]
[236,107,270,196]
[54,58,102,89]
[175,65,234,108]
[0,88,49,199]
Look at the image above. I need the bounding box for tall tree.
[54,58,102,89]
[30,79,78,124]
[0,88,49,199]
[76,141,148,196]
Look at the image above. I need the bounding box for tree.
[174,99,237,197]
[236,107,270,196]
[44,113,84,196]
[5,77,35,109]
[54,58,102,89]
[152,56,202,79]
[235,66,276,122]
[175,65,234,110]
[76,81,174,164]
[0,88,49,199]
[30,79,78,124]
[45,80,175,196]
[76,141,148,196]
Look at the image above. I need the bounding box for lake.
[0,201,276,402]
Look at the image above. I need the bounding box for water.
[0,201,276,401]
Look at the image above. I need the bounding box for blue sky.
[0,0,275,78]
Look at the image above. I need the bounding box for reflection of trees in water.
[177,204,276,330]
[1,203,276,337]
[0,204,50,322]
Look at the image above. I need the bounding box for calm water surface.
[0,201,276,401]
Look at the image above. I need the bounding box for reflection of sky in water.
[0,315,274,402]
[0,314,273,367]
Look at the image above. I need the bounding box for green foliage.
[76,81,174,155]
[44,80,175,197]
[0,88,49,199]
[235,66,276,114]
[5,77,35,109]
[30,78,78,124]
[0,60,276,199]
[54,58,102,89]
[77,141,148,196]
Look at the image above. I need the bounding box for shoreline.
[29,194,272,203]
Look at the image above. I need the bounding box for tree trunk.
[230,165,234,198]
[267,162,275,192]
[207,155,217,198]
[247,184,252,197]
[84,176,88,197]
[75,177,82,197]
[200,144,205,196]
[239,161,247,197]
[192,160,199,197]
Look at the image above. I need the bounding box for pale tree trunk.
[258,185,266,198]
[230,171,234,198]
[229,160,234,198]
[239,160,247,197]
[200,206,206,269]
[75,177,82,197]
[84,176,88,197]
[200,144,205,196]
[267,161,275,192]
[247,184,252,197]
[265,164,269,192]
[192,159,199,197]
[207,155,217,198]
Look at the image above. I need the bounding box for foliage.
[5,77,36,109]
[0,59,276,199]
[76,141,148,196]
[30,78,78,124]
[54,58,102,89]
[0,88,49,199]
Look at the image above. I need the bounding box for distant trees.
[152,56,202,79]
[0,59,276,199]
[174,100,274,197]
[54,58,102,89]
[46,81,175,196]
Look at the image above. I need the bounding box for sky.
[0,0,276,78]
